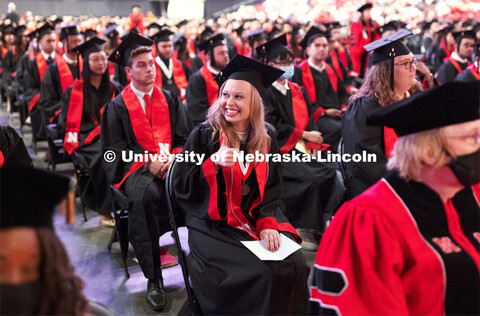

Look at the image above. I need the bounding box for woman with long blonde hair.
[342,30,422,197]
[173,55,310,315]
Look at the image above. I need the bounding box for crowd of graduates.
[1,0,479,314]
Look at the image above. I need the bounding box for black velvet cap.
[299,26,327,49]
[2,24,15,35]
[150,29,174,43]
[173,33,187,46]
[72,36,105,59]
[247,28,268,43]
[104,23,119,39]
[36,23,55,39]
[256,33,291,62]
[358,3,373,12]
[200,26,214,41]
[197,33,225,52]
[50,17,63,26]
[60,24,80,41]
[0,166,70,230]
[269,26,282,40]
[453,29,475,46]
[366,81,480,136]
[363,29,412,64]
[147,22,163,31]
[15,25,26,36]
[83,29,98,39]
[324,21,341,30]
[216,54,284,97]
[108,32,154,66]
[176,19,189,28]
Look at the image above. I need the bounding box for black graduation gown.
[172,123,310,315]
[101,87,190,280]
[342,96,388,197]
[263,85,341,229]
[156,58,190,99]
[58,84,119,213]
[436,59,469,85]
[292,65,348,148]
[456,67,479,82]
[0,47,16,90]
[14,52,31,92]
[425,44,447,73]
[0,125,33,168]
[112,63,129,91]
[189,56,204,74]
[37,61,79,121]
[185,68,219,128]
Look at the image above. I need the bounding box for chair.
[108,184,130,278]
[165,159,202,315]
[337,138,354,201]
[45,124,71,171]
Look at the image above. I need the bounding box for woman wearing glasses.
[58,37,120,226]
[342,30,427,197]
[173,55,310,315]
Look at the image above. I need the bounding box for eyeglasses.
[89,56,107,63]
[394,59,417,71]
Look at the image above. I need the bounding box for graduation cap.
[59,24,80,41]
[268,26,282,40]
[15,25,27,36]
[72,36,105,59]
[150,28,174,43]
[215,54,284,98]
[247,28,268,44]
[175,19,189,28]
[233,24,244,35]
[131,4,141,10]
[299,26,327,49]
[2,24,15,35]
[108,31,153,66]
[200,26,214,41]
[147,22,163,32]
[0,166,70,230]
[363,29,412,90]
[197,33,225,52]
[83,28,98,39]
[366,81,480,136]
[49,17,63,27]
[357,3,373,12]
[173,33,187,46]
[255,33,292,63]
[104,23,119,40]
[452,29,475,46]
[36,23,55,39]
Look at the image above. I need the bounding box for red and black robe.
[185,66,219,127]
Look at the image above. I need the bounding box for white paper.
[240,233,302,261]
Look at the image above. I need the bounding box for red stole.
[448,57,471,75]
[0,150,4,167]
[337,43,348,70]
[108,61,116,77]
[29,52,60,111]
[383,127,398,158]
[199,66,219,106]
[299,60,317,103]
[63,79,114,155]
[221,136,268,240]
[57,57,82,93]
[154,57,188,101]
[468,64,480,80]
[329,51,344,81]
[198,51,205,64]
[114,85,173,189]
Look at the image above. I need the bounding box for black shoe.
[146,279,167,311]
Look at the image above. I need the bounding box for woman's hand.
[260,229,280,252]
[215,134,239,168]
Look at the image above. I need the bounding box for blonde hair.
[387,128,450,182]
[349,60,422,107]
[207,80,270,154]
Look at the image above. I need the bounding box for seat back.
[337,137,354,201]
[45,124,71,170]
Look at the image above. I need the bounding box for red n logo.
[432,237,461,254]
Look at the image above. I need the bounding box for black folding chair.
[45,124,71,171]
[165,159,202,315]
[337,137,354,201]
[108,184,130,278]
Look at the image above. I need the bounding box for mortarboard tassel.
[390,48,395,91]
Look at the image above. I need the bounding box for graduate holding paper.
[173,54,309,315]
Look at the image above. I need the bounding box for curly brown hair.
[36,228,88,315]
[348,60,422,107]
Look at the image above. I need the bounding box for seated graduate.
[342,30,422,198]
[173,54,310,315]
[101,32,190,312]
[310,81,480,315]
[456,42,480,82]
[186,33,230,128]
[0,125,33,168]
[292,26,350,149]
[258,34,343,251]
[58,36,120,226]
[0,166,88,315]
[435,30,475,85]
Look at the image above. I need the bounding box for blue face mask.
[280,65,294,80]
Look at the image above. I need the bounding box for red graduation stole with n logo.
[199,66,219,106]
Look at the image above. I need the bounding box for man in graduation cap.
[185,33,229,127]
[24,23,62,142]
[456,42,480,82]
[246,28,268,61]
[102,32,190,311]
[257,33,342,251]
[151,28,190,102]
[425,24,455,74]
[349,2,381,78]
[436,30,475,85]
[293,26,350,149]
[0,23,16,101]
[311,81,480,315]
[189,26,214,73]
[36,24,82,128]
[327,22,355,77]
[173,53,310,315]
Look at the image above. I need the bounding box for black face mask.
[448,149,480,187]
[0,281,43,315]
